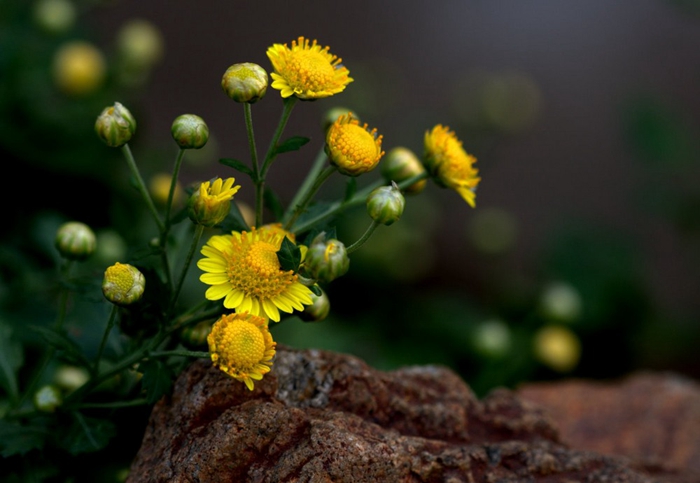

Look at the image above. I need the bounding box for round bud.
[179,320,213,349]
[95,102,136,147]
[539,282,582,324]
[33,0,76,35]
[471,319,512,359]
[55,221,96,261]
[171,114,209,149]
[322,107,359,133]
[115,18,164,70]
[300,287,331,322]
[54,365,89,393]
[52,40,106,97]
[305,239,350,283]
[533,325,581,373]
[102,262,145,306]
[33,385,62,413]
[381,147,427,195]
[366,183,405,226]
[221,63,268,103]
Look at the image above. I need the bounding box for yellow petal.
[262,299,281,322]
[200,273,230,285]
[224,289,245,309]
[205,284,232,301]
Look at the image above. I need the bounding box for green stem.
[243,103,264,228]
[171,225,205,310]
[73,398,151,409]
[346,221,380,254]
[149,350,209,359]
[283,165,337,231]
[255,97,298,226]
[164,148,186,230]
[121,143,165,232]
[283,147,328,223]
[93,305,118,374]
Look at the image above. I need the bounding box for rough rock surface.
[127,347,698,482]
[518,371,700,473]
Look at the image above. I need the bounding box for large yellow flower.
[197,226,313,322]
[326,113,384,176]
[424,125,480,207]
[207,312,276,391]
[266,36,353,99]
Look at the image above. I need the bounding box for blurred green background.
[2,0,700,479]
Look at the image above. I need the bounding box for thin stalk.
[283,165,337,231]
[73,398,151,409]
[243,103,264,227]
[171,225,205,310]
[121,143,165,232]
[93,305,118,374]
[164,148,186,230]
[149,350,209,359]
[282,147,328,223]
[346,221,380,254]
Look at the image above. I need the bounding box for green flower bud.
[221,63,268,103]
[33,384,62,413]
[55,221,96,261]
[187,177,240,227]
[471,319,511,359]
[54,365,89,393]
[366,182,405,226]
[539,282,582,323]
[381,147,427,195]
[179,320,213,349]
[33,0,76,35]
[305,238,350,283]
[300,287,330,322]
[95,102,136,147]
[171,114,209,149]
[322,107,359,133]
[116,18,164,70]
[102,262,145,306]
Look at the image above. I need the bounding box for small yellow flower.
[188,177,241,227]
[266,36,353,99]
[424,125,480,207]
[326,114,384,176]
[102,262,145,306]
[533,325,581,373]
[197,227,314,322]
[149,173,183,206]
[207,312,276,391]
[52,41,106,97]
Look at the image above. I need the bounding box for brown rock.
[518,371,700,473]
[127,347,698,482]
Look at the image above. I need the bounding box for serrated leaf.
[138,360,174,404]
[0,420,48,457]
[264,188,284,221]
[277,237,302,272]
[29,326,90,368]
[344,177,357,202]
[0,322,23,401]
[65,413,116,455]
[275,136,310,154]
[219,158,254,178]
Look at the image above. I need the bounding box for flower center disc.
[288,51,335,90]
[336,124,377,161]
[220,322,265,369]
[246,241,280,275]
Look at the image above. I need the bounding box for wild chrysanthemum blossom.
[326,114,384,176]
[197,227,313,322]
[207,312,276,391]
[424,125,480,208]
[188,177,241,227]
[266,36,353,99]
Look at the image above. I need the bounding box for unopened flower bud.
[95,102,136,147]
[52,40,106,97]
[171,114,209,149]
[187,177,240,227]
[533,325,581,373]
[55,221,96,261]
[179,320,213,349]
[33,0,76,35]
[33,384,62,413]
[102,262,145,306]
[381,147,427,195]
[472,319,511,359]
[221,63,268,103]
[300,287,330,322]
[366,183,405,226]
[305,238,350,283]
[54,365,89,393]
[539,282,582,323]
[116,18,164,70]
[322,107,359,133]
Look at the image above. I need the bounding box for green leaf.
[138,360,174,404]
[275,136,310,154]
[219,158,254,178]
[310,284,322,296]
[64,413,116,455]
[344,177,357,202]
[29,326,90,368]
[0,420,48,457]
[0,322,23,402]
[277,237,302,272]
[264,187,284,221]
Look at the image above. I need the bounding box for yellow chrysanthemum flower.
[326,114,384,176]
[197,227,314,322]
[424,125,481,207]
[207,312,276,391]
[266,36,353,99]
[188,177,241,227]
